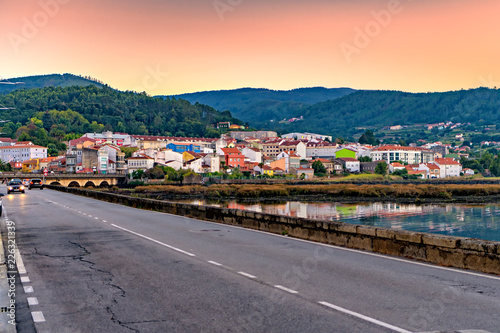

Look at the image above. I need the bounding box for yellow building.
[22,159,40,173]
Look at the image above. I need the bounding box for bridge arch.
[99,181,110,188]
[68,181,80,187]
[49,181,62,186]
[84,181,96,188]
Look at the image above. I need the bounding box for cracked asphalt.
[3,187,500,332]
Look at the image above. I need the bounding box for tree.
[312,160,327,175]
[358,130,380,146]
[374,162,388,175]
[358,156,372,162]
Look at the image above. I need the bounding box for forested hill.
[0,85,241,139]
[166,87,355,126]
[0,74,103,94]
[285,88,500,137]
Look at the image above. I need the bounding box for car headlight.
[20,186,24,190]
[8,187,12,190]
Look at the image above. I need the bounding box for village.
[0,128,471,180]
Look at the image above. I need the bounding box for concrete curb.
[48,185,500,276]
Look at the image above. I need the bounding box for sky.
[1,0,499,95]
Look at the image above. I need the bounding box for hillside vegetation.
[0,73,103,94]
[168,87,356,127]
[0,85,242,153]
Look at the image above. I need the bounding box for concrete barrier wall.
[48,185,500,275]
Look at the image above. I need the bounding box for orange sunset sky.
[1,0,499,95]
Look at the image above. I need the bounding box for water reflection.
[183,200,500,242]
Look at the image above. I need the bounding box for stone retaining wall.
[48,185,500,275]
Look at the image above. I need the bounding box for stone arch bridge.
[7,174,127,188]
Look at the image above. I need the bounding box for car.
[29,179,43,190]
[23,179,30,186]
[7,179,25,194]
[0,193,3,216]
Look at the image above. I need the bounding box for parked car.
[29,179,43,190]
[7,179,25,194]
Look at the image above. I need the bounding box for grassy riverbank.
[118,183,500,203]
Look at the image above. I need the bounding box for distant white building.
[0,142,48,162]
[282,132,333,142]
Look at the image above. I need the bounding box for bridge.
[3,173,127,187]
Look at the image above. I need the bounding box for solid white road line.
[31,311,45,323]
[238,272,257,279]
[318,301,412,333]
[23,286,34,293]
[274,285,298,294]
[207,260,222,266]
[111,224,196,257]
[15,247,27,274]
[27,297,39,306]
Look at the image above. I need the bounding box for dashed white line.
[238,272,257,279]
[102,220,107,223]
[274,285,298,294]
[88,215,92,218]
[27,297,39,306]
[20,276,30,283]
[318,301,412,333]
[207,260,222,266]
[31,311,46,323]
[24,286,34,293]
[111,224,195,257]
[94,217,99,220]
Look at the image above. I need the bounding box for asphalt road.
[2,187,500,333]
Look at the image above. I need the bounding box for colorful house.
[335,148,357,159]
[220,148,245,168]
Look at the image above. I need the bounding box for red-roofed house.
[418,163,441,179]
[434,158,462,178]
[0,144,47,163]
[389,162,405,173]
[221,148,245,168]
[126,154,155,174]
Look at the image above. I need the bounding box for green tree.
[358,130,380,146]
[375,162,388,175]
[312,160,327,175]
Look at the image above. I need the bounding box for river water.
[182,200,500,242]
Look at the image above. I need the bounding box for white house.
[434,158,462,178]
[463,168,474,176]
[241,147,262,163]
[389,162,405,173]
[126,154,155,174]
[337,158,360,173]
[202,153,220,173]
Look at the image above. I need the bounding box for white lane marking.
[27,297,39,306]
[24,286,34,293]
[208,260,222,266]
[274,285,298,294]
[20,276,30,283]
[111,224,196,257]
[318,301,412,333]
[15,247,27,274]
[238,272,257,279]
[94,217,99,220]
[102,220,107,223]
[88,215,92,218]
[31,311,46,323]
